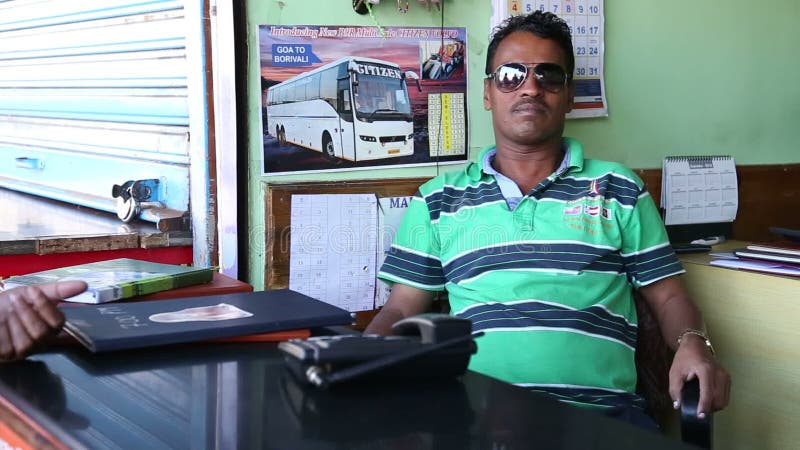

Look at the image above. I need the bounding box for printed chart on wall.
[490,0,607,118]
[259,25,469,175]
[289,194,378,312]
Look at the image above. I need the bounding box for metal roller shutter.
[0,0,206,232]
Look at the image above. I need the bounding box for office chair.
[635,296,713,449]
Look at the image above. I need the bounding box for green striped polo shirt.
[378,137,684,408]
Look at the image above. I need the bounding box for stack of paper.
[710,258,800,277]
[743,241,800,257]
[709,241,800,277]
[734,243,800,265]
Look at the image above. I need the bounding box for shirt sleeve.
[619,189,685,288]
[377,192,446,291]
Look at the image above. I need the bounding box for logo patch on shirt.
[584,204,600,217]
[564,204,582,216]
[588,180,600,196]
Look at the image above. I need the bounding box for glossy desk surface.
[0,343,697,450]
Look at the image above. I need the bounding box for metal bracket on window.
[111,179,189,231]
[111,179,162,223]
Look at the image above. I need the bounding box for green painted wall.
[244,0,799,287]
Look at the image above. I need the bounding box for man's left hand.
[668,335,731,418]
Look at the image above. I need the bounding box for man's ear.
[565,82,576,112]
[483,78,493,111]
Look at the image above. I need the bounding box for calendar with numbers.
[427,93,467,157]
[289,194,378,312]
[491,0,607,118]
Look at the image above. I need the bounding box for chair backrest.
[634,293,673,418]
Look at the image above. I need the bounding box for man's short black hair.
[485,10,574,78]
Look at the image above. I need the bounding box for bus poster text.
[271,44,322,66]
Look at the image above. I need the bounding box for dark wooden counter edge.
[0,188,193,257]
[0,231,193,257]
[0,380,87,450]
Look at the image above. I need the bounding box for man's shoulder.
[580,158,644,188]
[417,163,484,195]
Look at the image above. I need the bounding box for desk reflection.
[279,375,474,449]
[0,360,88,430]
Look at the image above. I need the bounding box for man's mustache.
[511,98,547,112]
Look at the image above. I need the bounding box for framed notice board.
[265,178,433,328]
[491,0,607,118]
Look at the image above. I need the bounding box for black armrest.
[680,378,713,449]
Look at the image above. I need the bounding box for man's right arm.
[0,280,87,361]
[363,284,435,335]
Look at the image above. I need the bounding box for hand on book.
[0,281,87,361]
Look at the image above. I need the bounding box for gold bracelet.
[677,328,715,355]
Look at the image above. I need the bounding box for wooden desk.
[0,188,192,278]
[0,343,697,450]
[680,241,800,450]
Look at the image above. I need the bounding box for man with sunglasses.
[366,10,729,428]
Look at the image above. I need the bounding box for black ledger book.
[60,289,353,353]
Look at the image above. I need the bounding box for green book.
[4,258,214,304]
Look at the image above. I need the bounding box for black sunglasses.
[487,62,572,93]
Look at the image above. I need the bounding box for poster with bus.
[259,25,468,175]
